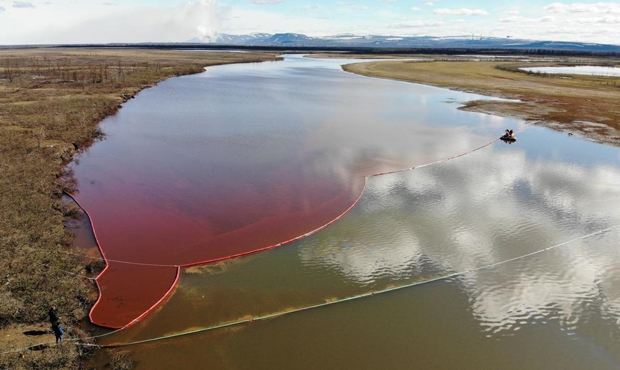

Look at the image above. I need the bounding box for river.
[72,55,620,369]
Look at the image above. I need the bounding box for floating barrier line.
[61,192,183,329]
[62,194,182,267]
[0,270,182,355]
[4,125,608,354]
[0,324,126,356]
[370,137,499,177]
[60,132,507,329]
[95,225,618,348]
[60,136,501,269]
[0,268,180,355]
[3,224,616,355]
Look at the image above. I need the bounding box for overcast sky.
[0,0,619,45]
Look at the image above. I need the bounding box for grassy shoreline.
[343,58,620,145]
[0,48,280,369]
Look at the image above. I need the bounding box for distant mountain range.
[187,33,620,53]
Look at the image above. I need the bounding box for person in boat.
[501,129,516,141]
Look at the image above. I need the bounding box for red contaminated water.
[76,171,365,328]
[71,57,496,328]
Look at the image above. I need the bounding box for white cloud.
[250,0,281,4]
[587,15,620,23]
[300,144,620,334]
[391,20,445,29]
[0,0,618,44]
[434,8,488,16]
[13,1,34,8]
[221,6,346,35]
[337,2,370,13]
[489,2,620,42]
[499,16,521,23]
[545,2,620,14]
[0,0,222,44]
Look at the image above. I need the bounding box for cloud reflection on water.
[300,141,620,334]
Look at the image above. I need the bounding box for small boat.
[500,134,516,143]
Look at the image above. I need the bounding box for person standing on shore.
[48,307,59,327]
[52,322,64,344]
[48,307,64,344]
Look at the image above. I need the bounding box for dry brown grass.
[0,48,279,369]
[343,59,620,145]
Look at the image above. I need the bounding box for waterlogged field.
[73,56,620,369]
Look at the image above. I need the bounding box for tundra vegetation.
[0,48,279,369]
